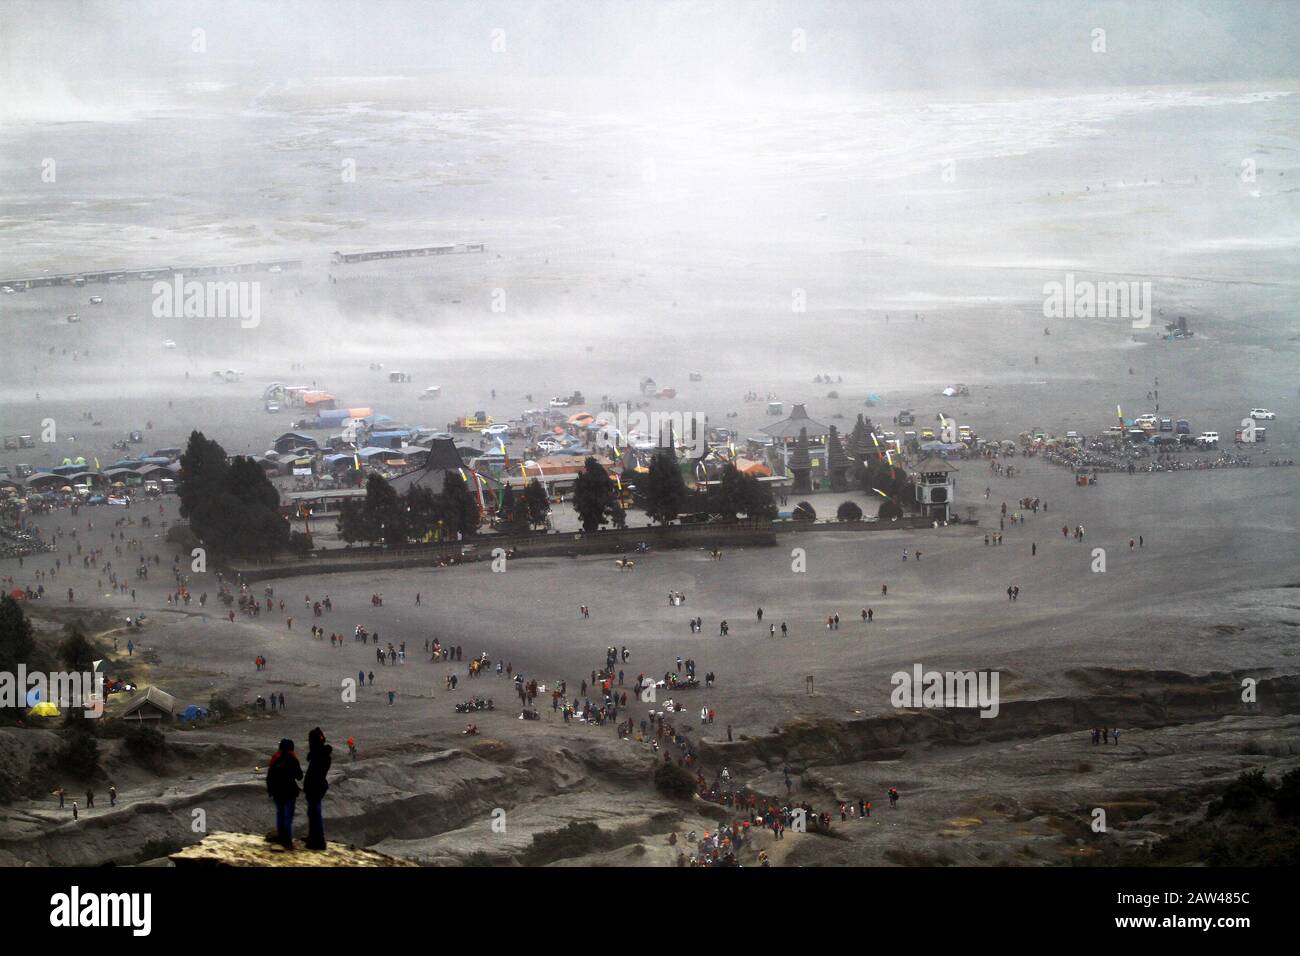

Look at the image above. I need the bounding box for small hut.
[120,686,177,723]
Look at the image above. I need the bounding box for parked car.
[1196,432,1219,447]
[1249,408,1275,420]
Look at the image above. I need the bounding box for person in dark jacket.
[303,727,332,850]
[266,737,303,848]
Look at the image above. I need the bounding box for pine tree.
[363,473,407,545]
[178,432,291,556]
[523,479,551,529]
[0,596,35,719]
[438,472,480,538]
[572,457,614,531]
[643,450,689,524]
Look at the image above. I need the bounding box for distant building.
[760,403,830,480]
[388,437,470,496]
[330,243,486,264]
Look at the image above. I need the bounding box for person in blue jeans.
[265,737,302,848]
[303,727,332,850]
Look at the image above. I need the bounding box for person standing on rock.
[266,737,303,848]
[304,727,332,850]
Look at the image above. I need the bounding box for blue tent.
[179,705,209,721]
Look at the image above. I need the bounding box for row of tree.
[579,452,777,531]
[336,471,566,546]
[337,472,481,547]
[177,427,912,556]
[628,440,913,528]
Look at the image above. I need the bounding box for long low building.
[330,243,485,264]
[0,259,303,289]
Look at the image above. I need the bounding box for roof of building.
[121,685,177,717]
[424,437,467,471]
[761,403,829,440]
[912,455,960,474]
[387,437,472,495]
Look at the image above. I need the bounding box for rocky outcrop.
[169,830,418,867]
